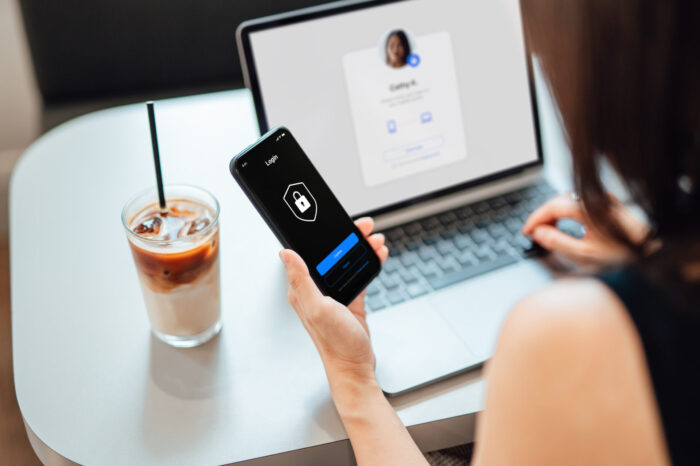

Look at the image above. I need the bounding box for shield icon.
[283,182,318,222]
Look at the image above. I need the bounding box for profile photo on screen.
[384,29,411,68]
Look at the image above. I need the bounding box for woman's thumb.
[279,249,321,302]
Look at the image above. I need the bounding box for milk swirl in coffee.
[126,198,221,344]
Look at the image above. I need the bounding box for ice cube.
[133,216,162,235]
[187,218,211,235]
[177,221,193,239]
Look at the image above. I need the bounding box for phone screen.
[231,127,381,304]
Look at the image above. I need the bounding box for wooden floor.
[1,208,39,462]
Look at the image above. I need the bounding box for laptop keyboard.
[365,182,557,312]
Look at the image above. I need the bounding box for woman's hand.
[522,193,649,266]
[281,218,427,466]
[279,217,388,386]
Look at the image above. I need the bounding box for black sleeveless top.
[599,267,700,466]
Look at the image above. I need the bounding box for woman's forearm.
[328,374,427,466]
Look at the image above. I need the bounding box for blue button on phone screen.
[316,232,359,276]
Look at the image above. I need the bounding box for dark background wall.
[18,0,326,127]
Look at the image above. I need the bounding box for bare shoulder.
[493,279,645,391]
[473,278,669,466]
[501,278,635,354]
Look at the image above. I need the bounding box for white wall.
[0,0,40,153]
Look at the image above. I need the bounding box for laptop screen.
[246,0,540,216]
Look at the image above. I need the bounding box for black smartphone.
[229,126,381,305]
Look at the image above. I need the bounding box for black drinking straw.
[146,101,166,210]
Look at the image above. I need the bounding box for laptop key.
[537,183,556,197]
[527,198,543,211]
[418,246,437,261]
[399,268,418,283]
[436,239,455,256]
[438,212,457,226]
[380,273,399,289]
[404,241,421,251]
[386,228,404,242]
[455,206,473,219]
[366,281,381,296]
[406,282,428,298]
[510,234,544,257]
[489,196,507,209]
[420,217,440,230]
[422,236,439,246]
[522,186,541,200]
[505,191,523,204]
[384,258,399,273]
[404,222,422,235]
[417,262,440,279]
[366,296,387,312]
[454,234,473,250]
[474,246,495,261]
[424,229,441,241]
[474,202,490,214]
[488,223,508,238]
[457,251,478,266]
[508,233,526,248]
[386,289,407,306]
[492,239,511,253]
[400,252,418,267]
[428,254,518,290]
[437,258,459,274]
[471,228,491,244]
[440,229,458,240]
[457,222,473,234]
[505,218,522,233]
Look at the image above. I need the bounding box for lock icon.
[293,191,311,213]
[284,182,317,222]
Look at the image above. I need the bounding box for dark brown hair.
[522,1,700,268]
[386,30,411,65]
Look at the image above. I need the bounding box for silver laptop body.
[237,0,557,395]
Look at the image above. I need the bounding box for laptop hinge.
[373,168,545,231]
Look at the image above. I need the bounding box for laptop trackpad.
[368,297,478,396]
[430,260,553,360]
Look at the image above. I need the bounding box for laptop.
[238,0,556,395]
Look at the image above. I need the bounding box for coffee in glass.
[122,185,221,347]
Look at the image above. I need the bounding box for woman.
[279,1,699,464]
[385,30,411,68]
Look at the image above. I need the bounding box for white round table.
[11,86,571,465]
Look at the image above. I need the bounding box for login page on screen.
[233,128,380,304]
[249,0,539,215]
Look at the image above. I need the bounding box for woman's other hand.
[522,193,649,266]
[279,217,388,386]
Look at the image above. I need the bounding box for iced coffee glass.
[122,185,221,348]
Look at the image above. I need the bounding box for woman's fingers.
[279,249,322,309]
[367,232,385,250]
[348,290,368,316]
[376,245,389,264]
[356,218,389,263]
[531,224,590,258]
[355,217,375,237]
[522,194,586,235]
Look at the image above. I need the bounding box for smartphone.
[229,126,381,305]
